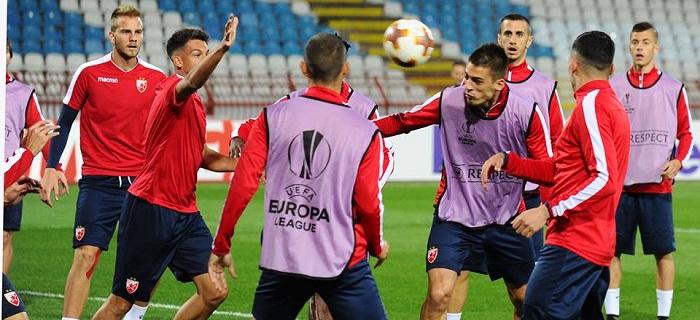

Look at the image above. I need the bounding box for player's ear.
[300,61,310,77]
[108,31,116,45]
[493,77,506,91]
[171,55,183,69]
[341,61,350,78]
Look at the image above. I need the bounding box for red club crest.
[4,291,20,307]
[75,226,85,241]
[126,278,139,294]
[427,247,438,264]
[136,78,147,93]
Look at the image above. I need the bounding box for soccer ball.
[383,19,435,68]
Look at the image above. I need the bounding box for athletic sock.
[123,304,149,320]
[446,312,462,320]
[604,288,620,316]
[657,289,673,317]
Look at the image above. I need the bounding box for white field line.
[19,291,253,318]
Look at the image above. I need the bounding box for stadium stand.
[7,0,700,120]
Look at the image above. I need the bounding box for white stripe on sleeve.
[551,90,609,217]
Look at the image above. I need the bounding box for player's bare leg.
[655,253,674,318]
[63,245,102,318]
[309,293,333,320]
[173,273,228,319]
[421,268,458,320]
[504,281,526,320]
[3,231,13,273]
[446,271,469,319]
[605,255,622,319]
[91,294,133,320]
[5,312,29,320]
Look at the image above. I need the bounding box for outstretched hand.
[481,152,506,190]
[220,13,239,51]
[208,253,237,293]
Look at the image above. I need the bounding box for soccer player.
[450,60,466,87]
[39,6,167,320]
[4,40,52,274]
[604,22,694,320]
[374,43,551,320]
[91,16,239,320]
[210,32,389,320]
[445,14,564,320]
[482,31,630,319]
[3,119,59,320]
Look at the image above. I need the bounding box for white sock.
[446,312,462,320]
[124,304,149,320]
[604,288,620,316]
[656,289,673,317]
[62,318,79,320]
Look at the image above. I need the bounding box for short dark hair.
[571,31,615,71]
[631,21,658,41]
[6,40,12,58]
[499,14,531,35]
[304,33,347,84]
[166,29,210,58]
[453,60,466,68]
[468,43,508,80]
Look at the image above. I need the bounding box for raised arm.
[373,92,442,137]
[176,14,238,102]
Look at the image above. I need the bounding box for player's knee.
[3,231,12,246]
[426,286,452,310]
[74,246,102,272]
[655,252,673,262]
[201,287,228,308]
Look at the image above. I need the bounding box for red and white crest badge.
[126,278,139,294]
[427,247,438,264]
[136,78,147,93]
[4,291,20,307]
[75,226,85,241]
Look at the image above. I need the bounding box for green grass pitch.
[9,181,700,319]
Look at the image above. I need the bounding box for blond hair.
[110,5,142,31]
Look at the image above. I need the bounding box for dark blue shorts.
[74,175,134,250]
[426,217,534,285]
[3,200,23,231]
[112,194,212,303]
[523,192,544,260]
[252,260,386,320]
[2,274,26,318]
[615,193,675,255]
[522,245,609,320]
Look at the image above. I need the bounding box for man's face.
[464,63,500,107]
[497,19,532,64]
[110,16,143,61]
[178,39,209,75]
[451,64,466,86]
[629,29,658,69]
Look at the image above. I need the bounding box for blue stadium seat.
[183,12,201,26]
[178,1,195,13]
[64,12,83,26]
[40,0,59,10]
[8,25,21,44]
[241,26,261,42]
[19,0,38,10]
[281,25,299,43]
[255,1,272,13]
[8,0,18,9]
[403,2,419,14]
[240,12,259,29]
[229,44,243,54]
[159,0,177,12]
[198,0,215,14]
[244,41,262,55]
[262,25,281,42]
[300,26,315,42]
[64,25,83,42]
[85,39,105,54]
[273,2,291,15]
[22,10,41,25]
[64,40,84,54]
[44,9,63,26]
[44,25,64,41]
[43,38,63,54]
[206,26,223,40]
[263,42,282,55]
[85,26,105,41]
[282,41,302,56]
[22,40,41,54]
[8,10,21,25]
[22,25,41,41]
[218,1,234,13]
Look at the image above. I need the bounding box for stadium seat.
[64,40,85,54]
[23,53,45,71]
[45,53,66,71]
[22,25,41,41]
[60,0,79,12]
[85,39,105,54]
[80,0,99,12]
[64,12,83,26]
[66,53,86,70]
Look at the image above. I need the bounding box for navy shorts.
[426,217,534,285]
[2,274,26,318]
[74,175,134,250]
[615,193,675,255]
[523,192,544,260]
[112,194,212,303]
[3,200,23,231]
[252,260,386,320]
[522,245,609,320]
